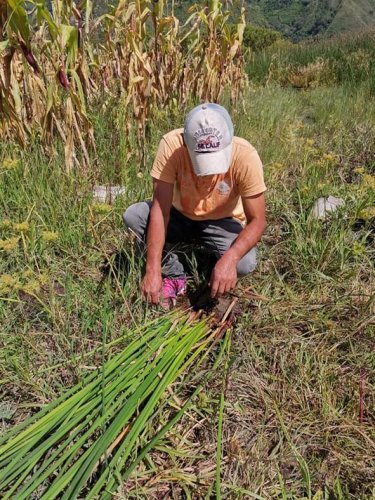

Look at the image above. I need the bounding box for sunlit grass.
[0,37,374,498]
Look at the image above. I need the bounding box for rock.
[311,196,345,220]
[93,185,126,203]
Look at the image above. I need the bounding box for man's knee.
[236,249,257,277]
[123,201,151,239]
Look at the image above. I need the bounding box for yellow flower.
[300,185,309,193]
[305,138,315,147]
[1,157,19,171]
[0,274,18,286]
[322,153,335,162]
[21,269,34,279]
[0,274,21,294]
[13,221,29,232]
[362,174,375,190]
[354,166,365,174]
[22,280,41,294]
[0,219,12,229]
[42,231,59,242]
[38,273,49,285]
[360,206,375,220]
[352,241,367,257]
[270,162,284,169]
[91,203,112,215]
[0,237,20,251]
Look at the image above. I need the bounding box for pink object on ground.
[161,276,187,308]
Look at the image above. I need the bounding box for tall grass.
[247,30,375,93]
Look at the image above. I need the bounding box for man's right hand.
[141,271,163,304]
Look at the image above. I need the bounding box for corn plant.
[1,1,247,170]
[0,312,229,498]
[99,0,247,167]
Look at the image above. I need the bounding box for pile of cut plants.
[0,308,233,499]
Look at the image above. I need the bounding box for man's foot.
[161,276,187,309]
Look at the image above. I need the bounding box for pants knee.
[236,250,257,277]
[122,205,137,231]
[123,202,150,238]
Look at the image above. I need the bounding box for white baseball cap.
[184,103,234,176]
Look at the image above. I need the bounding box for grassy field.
[247,29,375,92]
[1,33,374,498]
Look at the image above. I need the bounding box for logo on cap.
[194,128,223,153]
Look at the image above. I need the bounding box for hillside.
[247,0,375,39]
[328,0,375,33]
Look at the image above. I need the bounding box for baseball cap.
[183,103,234,176]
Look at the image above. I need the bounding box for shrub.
[243,25,283,52]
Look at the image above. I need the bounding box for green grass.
[1,37,375,498]
[247,30,375,94]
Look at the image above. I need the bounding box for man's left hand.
[210,253,237,298]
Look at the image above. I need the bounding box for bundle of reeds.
[0,312,229,498]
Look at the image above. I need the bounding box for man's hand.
[210,252,238,298]
[141,270,163,304]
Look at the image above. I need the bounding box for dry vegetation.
[0,0,246,170]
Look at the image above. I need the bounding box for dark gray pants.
[123,202,257,278]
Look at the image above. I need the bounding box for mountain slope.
[246,0,375,40]
[328,0,375,33]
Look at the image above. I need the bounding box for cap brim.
[189,142,233,176]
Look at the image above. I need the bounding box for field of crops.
[1,1,374,498]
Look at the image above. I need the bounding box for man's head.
[184,103,234,176]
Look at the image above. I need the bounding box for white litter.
[311,196,345,220]
[93,185,126,203]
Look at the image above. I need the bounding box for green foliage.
[245,0,375,40]
[247,0,336,40]
[243,25,282,52]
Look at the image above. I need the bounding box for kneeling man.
[124,103,266,307]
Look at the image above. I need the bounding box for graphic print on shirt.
[217,179,232,196]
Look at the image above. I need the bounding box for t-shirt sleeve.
[151,137,177,184]
[236,148,267,198]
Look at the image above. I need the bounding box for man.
[123,103,266,307]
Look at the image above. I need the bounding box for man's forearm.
[224,218,265,263]
[145,203,169,272]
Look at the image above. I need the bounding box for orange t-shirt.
[151,128,266,224]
